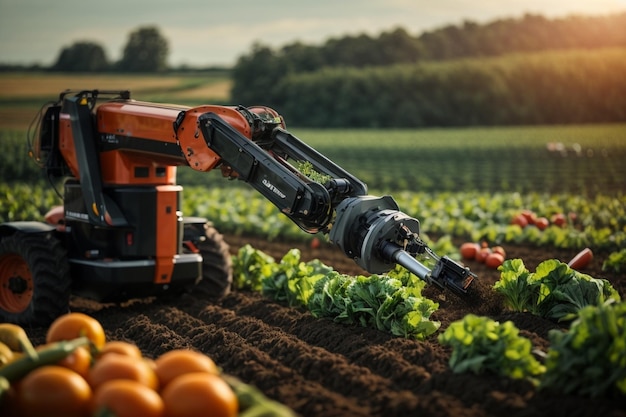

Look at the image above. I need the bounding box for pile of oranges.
[1,313,238,417]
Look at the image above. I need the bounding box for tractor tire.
[0,232,71,326]
[184,222,233,298]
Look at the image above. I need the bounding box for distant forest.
[231,12,626,127]
[235,12,626,71]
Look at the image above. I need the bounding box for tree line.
[3,12,625,126]
[0,26,170,73]
[230,12,626,126]
[262,48,626,127]
[234,12,626,76]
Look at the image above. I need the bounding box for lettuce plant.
[493,258,620,322]
[541,300,626,398]
[438,314,545,383]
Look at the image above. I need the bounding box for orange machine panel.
[153,185,182,284]
[175,105,252,172]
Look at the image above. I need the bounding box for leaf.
[542,301,626,397]
[494,258,621,322]
[439,314,545,382]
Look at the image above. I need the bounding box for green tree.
[117,26,169,72]
[51,41,109,72]
[230,43,288,105]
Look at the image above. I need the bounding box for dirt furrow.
[94,299,374,417]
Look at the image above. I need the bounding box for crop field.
[1,73,626,417]
[285,125,626,195]
[0,72,232,129]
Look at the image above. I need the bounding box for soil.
[25,234,626,417]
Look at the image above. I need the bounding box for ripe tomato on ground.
[534,217,549,230]
[491,246,506,258]
[568,248,593,270]
[475,247,491,263]
[511,214,529,228]
[460,242,480,260]
[485,252,505,269]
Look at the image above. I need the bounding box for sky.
[1,0,625,67]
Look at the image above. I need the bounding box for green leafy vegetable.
[231,244,441,340]
[307,271,440,340]
[232,244,277,291]
[603,249,626,274]
[295,160,332,184]
[438,314,545,383]
[494,258,621,322]
[541,300,626,398]
[261,248,333,307]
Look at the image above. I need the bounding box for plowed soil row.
[25,234,626,417]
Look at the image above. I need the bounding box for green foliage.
[603,249,626,274]
[541,301,626,398]
[0,130,44,183]
[269,48,626,127]
[4,123,626,197]
[494,259,621,322]
[307,271,440,340]
[233,13,626,104]
[232,13,626,127]
[230,244,440,340]
[294,160,332,184]
[231,244,277,292]
[261,248,334,308]
[2,180,624,255]
[0,182,61,222]
[51,42,109,72]
[438,314,545,382]
[117,26,169,73]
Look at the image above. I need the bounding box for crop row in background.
[1,182,624,255]
[1,124,625,196]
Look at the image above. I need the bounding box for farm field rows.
[1,74,625,416]
[0,72,231,129]
[19,233,626,417]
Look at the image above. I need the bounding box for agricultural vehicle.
[0,90,476,326]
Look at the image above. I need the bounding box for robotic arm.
[38,90,475,295]
[190,103,475,295]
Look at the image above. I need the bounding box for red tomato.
[520,210,537,225]
[550,213,567,227]
[567,248,593,270]
[491,246,506,258]
[485,252,505,269]
[534,217,549,231]
[511,214,528,228]
[475,247,491,263]
[459,242,480,260]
